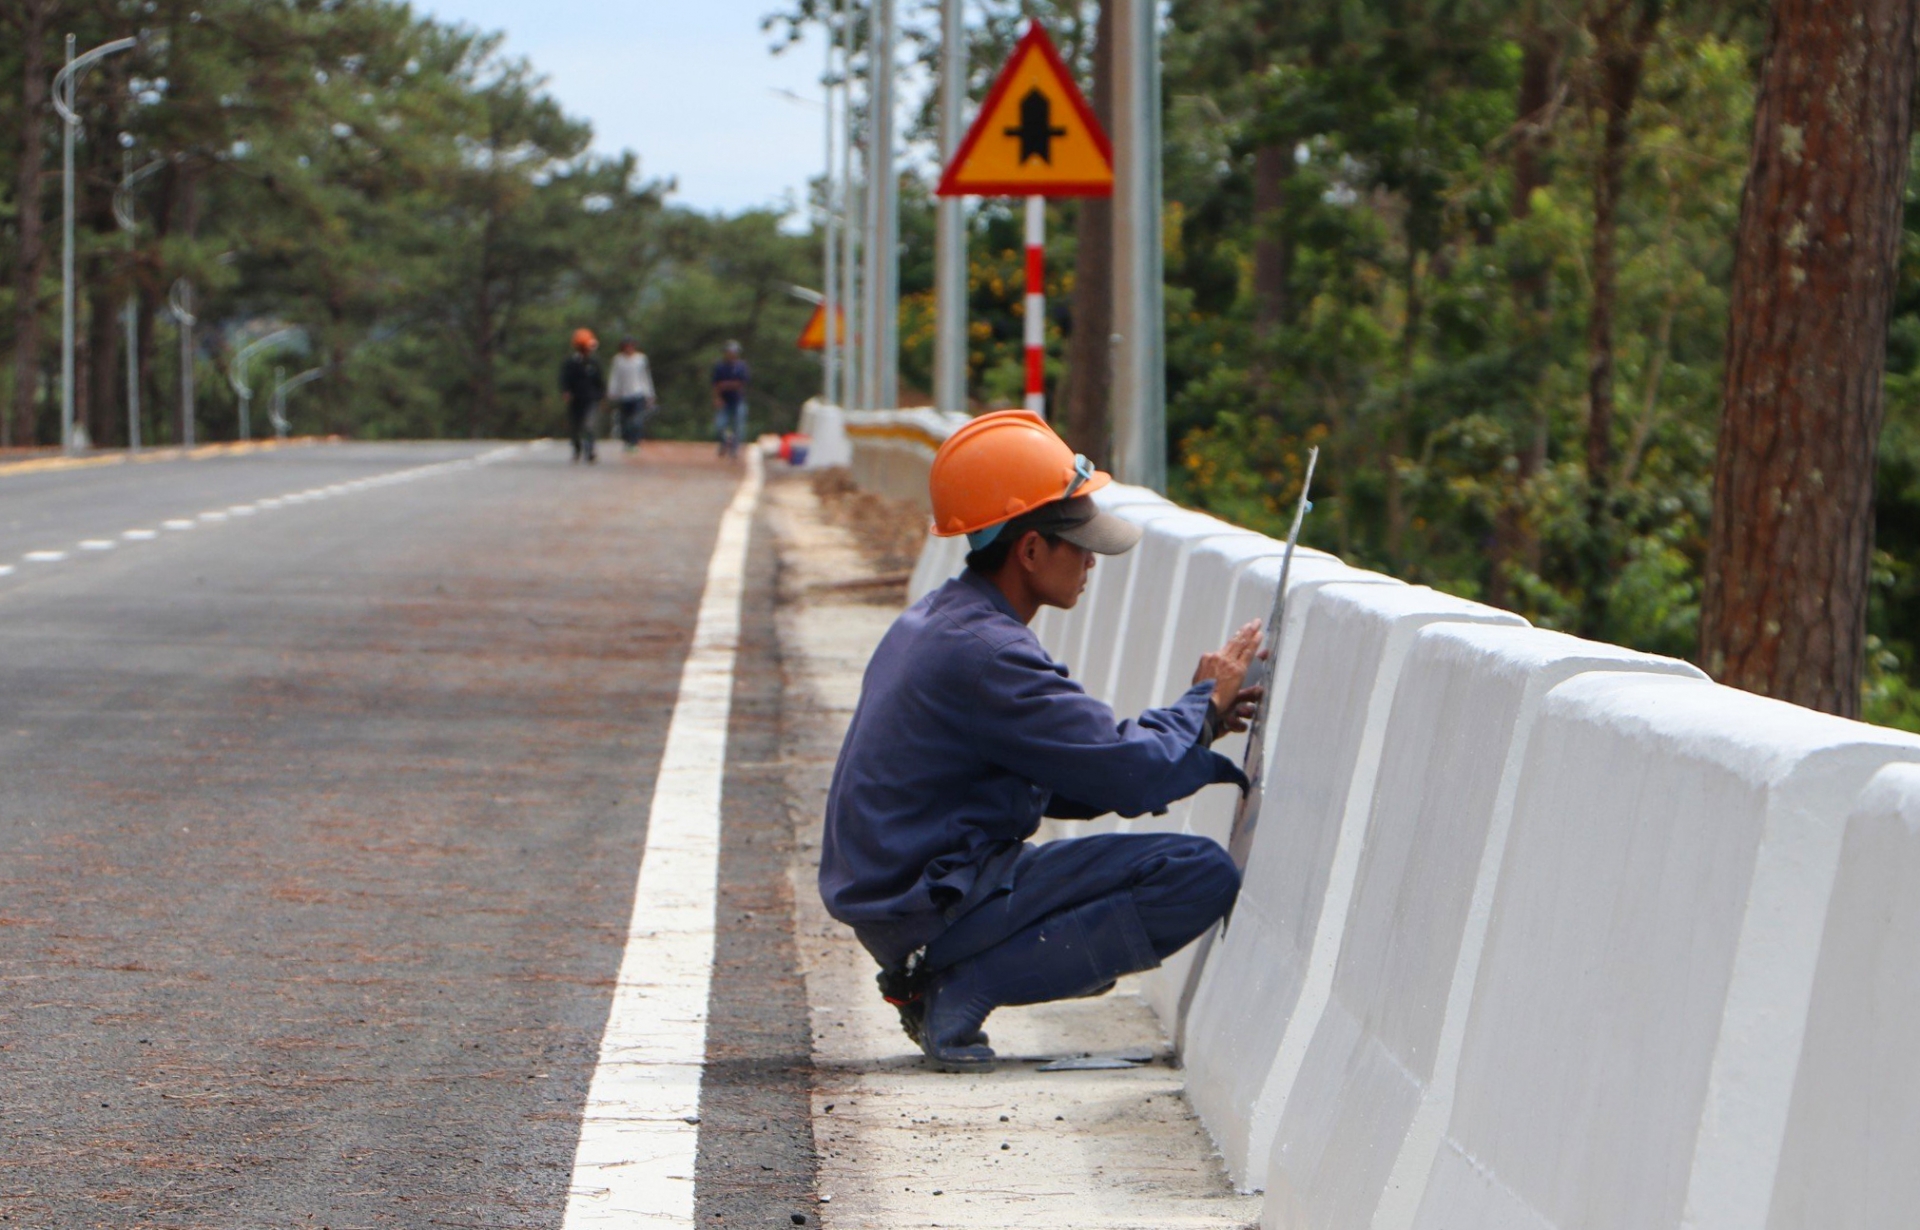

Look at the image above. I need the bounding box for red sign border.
[935,22,1114,199]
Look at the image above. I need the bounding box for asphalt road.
[0,440,814,1227]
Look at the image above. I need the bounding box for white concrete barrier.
[1132,550,1400,1028]
[1261,625,1703,1229]
[1182,582,1526,1188]
[1404,675,1920,1230]
[1767,763,1920,1229]
[872,456,1920,1223]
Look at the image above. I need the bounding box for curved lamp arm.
[50,37,139,125]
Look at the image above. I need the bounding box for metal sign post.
[936,21,1112,423]
[114,150,165,453]
[168,279,195,449]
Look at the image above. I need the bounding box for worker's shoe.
[919,893,1158,1073]
[878,956,985,1050]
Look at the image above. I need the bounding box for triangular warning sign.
[936,23,1112,198]
[797,304,845,351]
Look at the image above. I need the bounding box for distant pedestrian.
[711,340,750,459]
[608,338,656,453]
[559,328,604,464]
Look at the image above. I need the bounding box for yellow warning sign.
[936,23,1112,198]
[796,303,845,351]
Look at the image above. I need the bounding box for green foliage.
[0,0,827,450]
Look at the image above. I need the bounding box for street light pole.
[1109,0,1166,490]
[933,0,967,416]
[51,33,138,456]
[822,14,839,407]
[842,0,863,409]
[228,328,300,442]
[270,366,326,438]
[114,150,165,453]
[864,0,898,410]
[168,278,195,448]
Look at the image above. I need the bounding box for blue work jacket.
[820,568,1247,966]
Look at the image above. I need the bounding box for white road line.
[24,550,67,563]
[0,565,14,577]
[561,449,763,1228]
[228,504,257,515]
[163,519,195,530]
[198,511,228,522]
[123,529,158,540]
[78,539,114,551]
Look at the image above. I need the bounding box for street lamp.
[113,147,166,452]
[227,328,300,442]
[270,366,326,439]
[167,279,195,448]
[51,33,139,455]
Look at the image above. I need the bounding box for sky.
[417,0,837,219]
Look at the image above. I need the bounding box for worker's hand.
[1194,620,1265,737]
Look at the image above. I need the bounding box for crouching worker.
[819,410,1263,1070]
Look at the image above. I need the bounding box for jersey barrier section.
[840,405,1920,1229]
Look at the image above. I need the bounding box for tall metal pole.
[116,151,163,453]
[822,13,839,407]
[51,34,139,456]
[864,0,898,410]
[169,279,195,448]
[120,149,140,452]
[841,1,864,409]
[933,0,968,416]
[60,35,76,454]
[1109,0,1167,490]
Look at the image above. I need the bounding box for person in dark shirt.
[710,340,750,459]
[559,328,605,463]
[821,410,1262,1070]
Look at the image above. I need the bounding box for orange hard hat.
[928,410,1111,540]
[572,327,597,350]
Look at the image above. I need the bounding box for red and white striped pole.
[1024,194,1046,417]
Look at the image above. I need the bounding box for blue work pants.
[921,832,1239,979]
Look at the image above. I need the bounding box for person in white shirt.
[607,339,656,452]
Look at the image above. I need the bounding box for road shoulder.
[765,473,1260,1230]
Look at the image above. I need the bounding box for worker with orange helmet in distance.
[559,328,605,463]
[819,410,1265,1070]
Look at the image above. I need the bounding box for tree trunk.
[1699,0,1920,717]
[1580,0,1660,636]
[1251,142,1293,336]
[8,1,53,448]
[86,277,120,447]
[1063,0,1114,467]
[1585,0,1659,491]
[1490,22,1562,609]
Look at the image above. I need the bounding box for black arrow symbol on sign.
[1005,88,1067,164]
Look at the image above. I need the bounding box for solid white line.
[25,550,67,563]
[123,529,158,540]
[561,450,763,1228]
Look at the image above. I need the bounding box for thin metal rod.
[169,279,195,448]
[61,34,76,454]
[842,1,864,409]
[821,15,839,406]
[866,0,898,410]
[934,0,968,415]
